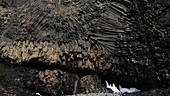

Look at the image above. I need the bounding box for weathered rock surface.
[0,0,169,95]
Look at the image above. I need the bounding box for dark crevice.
[0,57,95,76]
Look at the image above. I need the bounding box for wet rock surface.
[0,0,170,95]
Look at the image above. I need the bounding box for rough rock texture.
[115,0,170,87]
[0,40,110,71]
[23,69,111,95]
[0,0,170,95]
[0,62,112,95]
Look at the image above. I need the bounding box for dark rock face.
[0,62,111,95]
[0,0,170,95]
[115,0,170,87]
[0,0,27,8]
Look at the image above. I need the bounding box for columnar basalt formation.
[0,0,129,94]
[0,0,128,72]
[0,40,111,71]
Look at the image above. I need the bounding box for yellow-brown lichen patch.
[79,75,111,93]
[0,40,110,71]
[79,75,97,93]
[53,5,80,19]
[0,6,13,19]
[1,40,61,63]
[38,70,58,87]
